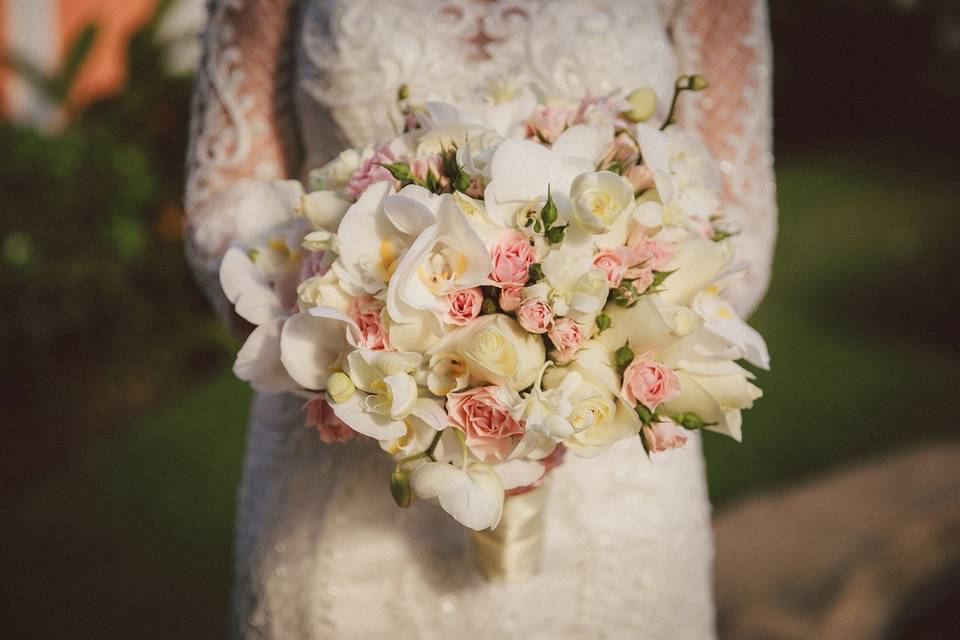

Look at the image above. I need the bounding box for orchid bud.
[623,87,657,123]
[390,465,414,508]
[326,372,355,404]
[688,74,708,91]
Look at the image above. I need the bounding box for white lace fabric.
[184,1,777,638]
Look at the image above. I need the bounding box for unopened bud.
[389,465,414,508]
[397,84,410,101]
[688,74,709,91]
[623,87,657,123]
[326,372,355,404]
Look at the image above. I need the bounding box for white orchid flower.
[278,306,357,391]
[524,250,608,323]
[482,125,612,228]
[409,429,504,531]
[332,181,408,296]
[379,397,448,458]
[219,247,297,394]
[693,284,770,369]
[385,191,491,324]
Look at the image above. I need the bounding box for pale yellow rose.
[431,314,545,390]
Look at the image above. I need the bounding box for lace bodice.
[184,2,777,638]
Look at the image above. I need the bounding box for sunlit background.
[2,0,958,637]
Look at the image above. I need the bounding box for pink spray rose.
[410,154,448,190]
[592,249,629,288]
[601,132,640,171]
[305,396,356,444]
[641,419,689,453]
[525,106,571,144]
[620,352,680,411]
[628,267,655,295]
[517,298,553,334]
[499,285,524,312]
[346,145,401,200]
[447,386,525,462]
[548,318,583,363]
[624,163,655,193]
[348,295,389,351]
[627,230,673,272]
[446,287,483,326]
[489,232,537,286]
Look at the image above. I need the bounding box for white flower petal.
[232,317,293,393]
[279,310,351,390]
[331,393,407,440]
[411,461,504,530]
[493,459,546,491]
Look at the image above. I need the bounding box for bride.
[184,1,776,638]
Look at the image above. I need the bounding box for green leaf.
[57,23,99,100]
[426,168,439,193]
[650,269,676,288]
[711,228,738,242]
[454,170,471,193]
[526,262,544,284]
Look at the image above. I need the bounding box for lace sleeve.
[184,0,302,321]
[672,0,778,317]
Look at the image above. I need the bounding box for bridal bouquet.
[220,76,768,531]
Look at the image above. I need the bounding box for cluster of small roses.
[219,78,768,531]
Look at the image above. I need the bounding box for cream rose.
[431,314,545,390]
[569,171,635,234]
[542,366,634,458]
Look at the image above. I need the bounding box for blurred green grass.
[2,155,959,637]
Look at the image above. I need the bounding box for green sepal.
[380,162,415,183]
[614,341,635,372]
[595,313,612,334]
[671,412,717,430]
[527,262,544,284]
[540,186,559,226]
[545,224,567,244]
[481,298,498,315]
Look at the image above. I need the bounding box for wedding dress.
[184,1,777,638]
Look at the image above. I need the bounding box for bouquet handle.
[470,479,550,582]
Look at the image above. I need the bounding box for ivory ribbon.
[470,479,550,582]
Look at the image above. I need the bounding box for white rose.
[309,148,362,192]
[299,190,352,231]
[431,314,545,391]
[542,366,635,457]
[568,171,634,234]
[296,271,351,312]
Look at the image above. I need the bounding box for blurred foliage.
[0,2,231,486]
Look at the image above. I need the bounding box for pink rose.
[592,249,629,288]
[346,145,401,200]
[525,106,571,144]
[601,132,640,170]
[499,285,524,312]
[620,352,680,411]
[348,295,389,351]
[517,297,553,334]
[447,386,525,462]
[305,396,356,444]
[627,230,673,272]
[641,420,688,453]
[411,154,448,190]
[624,163,655,193]
[489,232,537,286]
[627,267,655,295]
[446,287,483,326]
[548,318,583,363]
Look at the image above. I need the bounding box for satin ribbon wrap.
[470,479,550,582]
